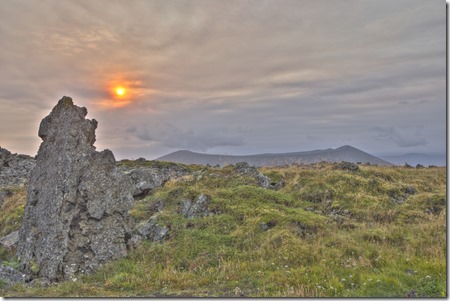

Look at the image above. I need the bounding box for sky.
[0,0,446,160]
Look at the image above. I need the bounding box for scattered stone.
[179,194,212,218]
[260,220,277,231]
[389,186,416,204]
[259,223,269,231]
[233,162,270,189]
[335,161,359,172]
[0,231,19,250]
[416,164,424,169]
[17,96,135,282]
[147,200,165,215]
[136,216,169,242]
[406,290,418,298]
[404,186,416,195]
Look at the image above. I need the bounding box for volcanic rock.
[0,147,35,188]
[0,231,19,250]
[233,162,270,188]
[17,96,134,281]
[179,194,211,218]
[120,164,190,199]
[0,263,28,288]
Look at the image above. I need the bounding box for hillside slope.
[1,162,446,297]
[156,145,392,166]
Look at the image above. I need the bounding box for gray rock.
[0,231,19,250]
[120,165,189,199]
[17,96,134,282]
[335,161,359,172]
[0,147,35,188]
[179,194,211,218]
[259,223,269,231]
[233,162,270,189]
[136,216,169,242]
[0,263,28,288]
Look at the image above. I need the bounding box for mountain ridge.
[156,145,392,167]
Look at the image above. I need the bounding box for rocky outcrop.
[233,162,270,189]
[119,164,190,199]
[128,216,169,249]
[136,217,169,242]
[0,147,35,188]
[179,194,212,218]
[17,96,134,282]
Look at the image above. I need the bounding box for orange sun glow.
[115,87,126,96]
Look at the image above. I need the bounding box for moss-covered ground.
[1,163,446,297]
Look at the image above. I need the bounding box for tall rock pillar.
[17,96,134,281]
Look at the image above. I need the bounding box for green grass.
[1,163,446,297]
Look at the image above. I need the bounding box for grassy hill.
[0,162,446,297]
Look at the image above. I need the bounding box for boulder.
[17,96,134,281]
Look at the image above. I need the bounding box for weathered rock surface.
[0,147,35,188]
[0,263,28,288]
[137,217,169,241]
[128,216,169,249]
[17,96,134,282]
[179,194,212,218]
[0,230,19,250]
[119,164,190,199]
[335,161,359,172]
[233,162,270,189]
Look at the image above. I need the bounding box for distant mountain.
[380,153,446,167]
[156,145,392,167]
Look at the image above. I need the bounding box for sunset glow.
[115,87,126,96]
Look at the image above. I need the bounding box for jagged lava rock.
[17,96,134,281]
[0,147,35,188]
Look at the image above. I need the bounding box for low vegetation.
[1,163,446,297]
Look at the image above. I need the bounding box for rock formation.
[233,162,270,189]
[179,194,212,218]
[0,147,35,188]
[17,96,134,281]
[119,163,190,199]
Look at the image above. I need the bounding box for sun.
[115,87,126,96]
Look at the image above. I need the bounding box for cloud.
[372,127,427,148]
[127,122,245,152]
[0,0,445,158]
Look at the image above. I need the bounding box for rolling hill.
[156,145,392,166]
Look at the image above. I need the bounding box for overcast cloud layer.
[0,0,445,159]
